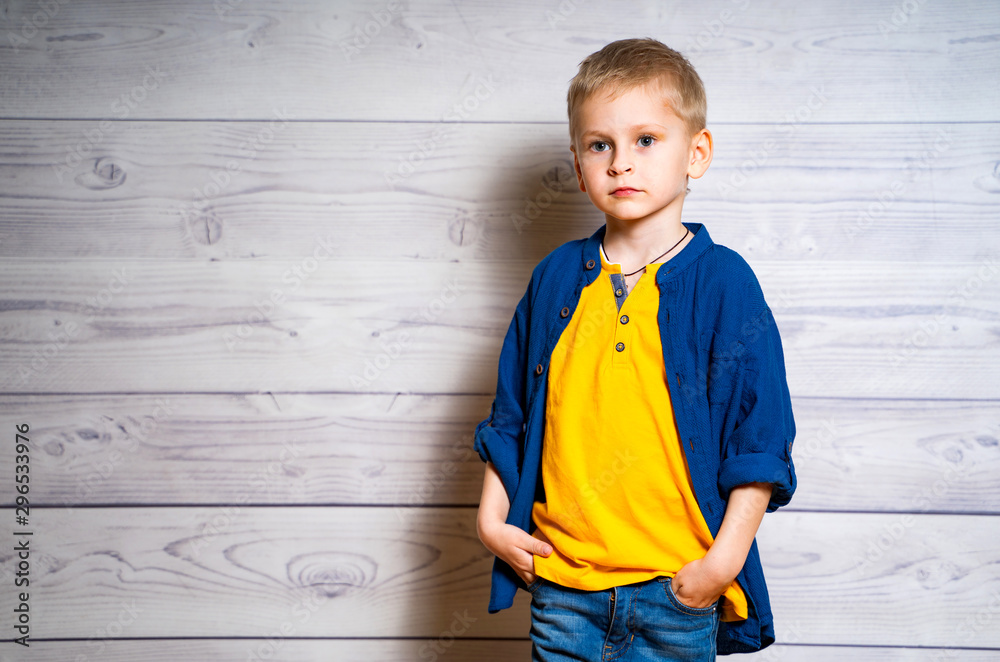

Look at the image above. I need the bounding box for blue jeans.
[528,575,720,661]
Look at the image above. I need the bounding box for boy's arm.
[473,283,532,502]
[473,276,555,586]
[671,481,773,609]
[476,461,511,531]
[476,461,553,586]
[669,260,795,609]
[717,280,796,512]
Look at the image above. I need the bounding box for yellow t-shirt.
[530,242,748,622]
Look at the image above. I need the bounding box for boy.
[474,38,796,659]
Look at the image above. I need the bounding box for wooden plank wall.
[0,0,998,659]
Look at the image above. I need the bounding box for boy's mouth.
[611,187,640,197]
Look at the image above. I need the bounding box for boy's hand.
[476,461,554,586]
[671,481,774,610]
[671,556,732,609]
[477,518,553,586]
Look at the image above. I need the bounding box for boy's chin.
[602,208,670,224]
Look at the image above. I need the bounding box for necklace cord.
[603,227,690,277]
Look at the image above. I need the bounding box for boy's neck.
[602,215,692,269]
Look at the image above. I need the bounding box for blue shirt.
[473,221,797,654]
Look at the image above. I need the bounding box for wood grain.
[0,121,996,262]
[0,395,997,514]
[761,510,1000,648]
[0,507,997,647]
[0,0,997,122]
[0,393,488,508]
[0,258,997,397]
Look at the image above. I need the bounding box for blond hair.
[567,38,707,142]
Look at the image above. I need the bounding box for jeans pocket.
[659,576,717,616]
[526,576,544,593]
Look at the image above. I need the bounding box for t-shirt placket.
[608,270,635,367]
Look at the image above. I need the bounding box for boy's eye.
[590,141,609,152]
[638,135,655,147]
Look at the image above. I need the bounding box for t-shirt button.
[620,314,629,324]
[615,288,624,297]
[615,342,625,352]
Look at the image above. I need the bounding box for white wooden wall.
[0,0,998,659]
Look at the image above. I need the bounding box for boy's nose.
[609,160,632,175]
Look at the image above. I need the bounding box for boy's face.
[570,81,712,227]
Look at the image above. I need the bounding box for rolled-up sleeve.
[717,279,797,512]
[473,284,531,502]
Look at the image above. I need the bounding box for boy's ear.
[687,128,714,180]
[569,144,587,193]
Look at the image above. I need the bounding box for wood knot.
[912,559,963,590]
[43,440,64,456]
[75,156,126,190]
[448,212,478,247]
[287,552,376,598]
[185,210,224,245]
[541,160,574,193]
[974,161,1000,193]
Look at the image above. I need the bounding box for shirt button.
[535,363,543,375]
[615,288,623,297]
[585,259,596,270]
[620,314,629,324]
[560,306,570,318]
[615,342,625,352]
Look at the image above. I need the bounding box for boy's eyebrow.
[580,123,668,138]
